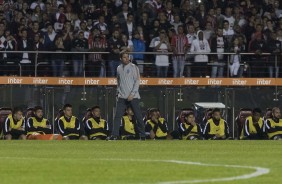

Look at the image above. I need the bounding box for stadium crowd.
[0,0,281,77]
[1,104,282,140]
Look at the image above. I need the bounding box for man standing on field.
[107,52,146,140]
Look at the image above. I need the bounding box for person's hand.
[191,120,196,126]
[127,94,134,101]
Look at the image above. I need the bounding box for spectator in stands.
[58,104,88,140]
[53,4,67,33]
[164,0,175,23]
[78,21,90,39]
[71,31,88,76]
[203,108,230,140]
[203,21,214,41]
[132,31,145,76]
[266,31,281,78]
[18,29,33,76]
[158,11,172,31]
[145,108,168,140]
[93,15,110,38]
[107,29,123,77]
[171,25,188,78]
[224,7,235,30]
[179,112,202,140]
[223,20,234,44]
[195,3,208,30]
[190,30,210,77]
[265,107,282,140]
[3,29,17,76]
[210,27,228,78]
[88,28,107,77]
[229,37,242,77]
[249,32,268,77]
[121,13,135,40]
[171,14,183,34]
[116,3,132,24]
[26,106,52,139]
[240,108,265,140]
[120,106,139,140]
[153,30,171,77]
[85,106,108,140]
[53,35,65,77]
[4,107,26,140]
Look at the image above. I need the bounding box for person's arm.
[265,120,282,133]
[58,119,66,136]
[35,120,52,134]
[180,123,194,136]
[3,118,11,135]
[224,120,230,138]
[128,65,140,100]
[203,122,214,139]
[158,120,168,133]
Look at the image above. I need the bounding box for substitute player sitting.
[120,106,139,140]
[4,107,26,140]
[85,106,108,140]
[240,108,265,140]
[265,107,282,140]
[179,112,202,140]
[203,108,230,140]
[58,104,88,140]
[145,109,168,140]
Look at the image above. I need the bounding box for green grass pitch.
[0,140,280,184]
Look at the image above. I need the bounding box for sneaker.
[106,135,119,141]
[140,137,146,141]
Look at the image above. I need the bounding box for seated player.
[85,106,108,140]
[145,108,168,140]
[203,108,230,140]
[179,112,202,140]
[26,106,62,140]
[58,104,88,140]
[120,106,139,140]
[265,107,282,140]
[3,107,26,140]
[240,108,265,140]
[82,108,92,136]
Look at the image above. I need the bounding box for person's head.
[122,3,129,12]
[217,27,223,36]
[78,31,84,39]
[80,21,86,30]
[225,7,232,17]
[121,34,128,42]
[174,14,180,23]
[177,25,184,34]
[133,31,140,39]
[21,29,27,39]
[158,12,167,21]
[46,23,53,33]
[112,29,120,39]
[223,20,230,30]
[185,112,195,124]
[205,21,212,31]
[63,104,73,118]
[127,13,134,22]
[12,107,23,121]
[153,19,160,28]
[34,106,43,119]
[150,109,160,120]
[272,107,281,119]
[125,106,134,116]
[99,15,105,23]
[159,30,166,39]
[212,108,221,121]
[91,106,101,118]
[32,21,39,30]
[120,52,130,65]
[252,108,262,122]
[58,4,65,13]
[233,37,240,46]
[198,30,203,40]
[187,24,195,34]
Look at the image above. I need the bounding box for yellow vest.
[88,117,107,138]
[240,116,263,139]
[208,118,225,137]
[267,118,282,139]
[147,118,167,138]
[27,117,48,135]
[8,114,24,130]
[123,116,135,135]
[182,123,199,140]
[60,116,79,136]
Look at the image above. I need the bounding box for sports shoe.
[106,135,119,141]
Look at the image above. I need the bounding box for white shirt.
[154,41,169,66]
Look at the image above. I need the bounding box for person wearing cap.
[240,108,265,140]
[85,106,108,140]
[265,107,282,140]
[203,108,230,140]
[179,112,202,140]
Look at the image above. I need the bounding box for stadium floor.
[0,140,280,184]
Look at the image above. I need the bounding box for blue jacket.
[132,38,145,60]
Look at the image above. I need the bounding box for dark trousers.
[112,98,145,137]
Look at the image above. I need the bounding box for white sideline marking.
[98,158,270,184]
[0,157,269,184]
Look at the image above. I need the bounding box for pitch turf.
[0,140,280,184]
